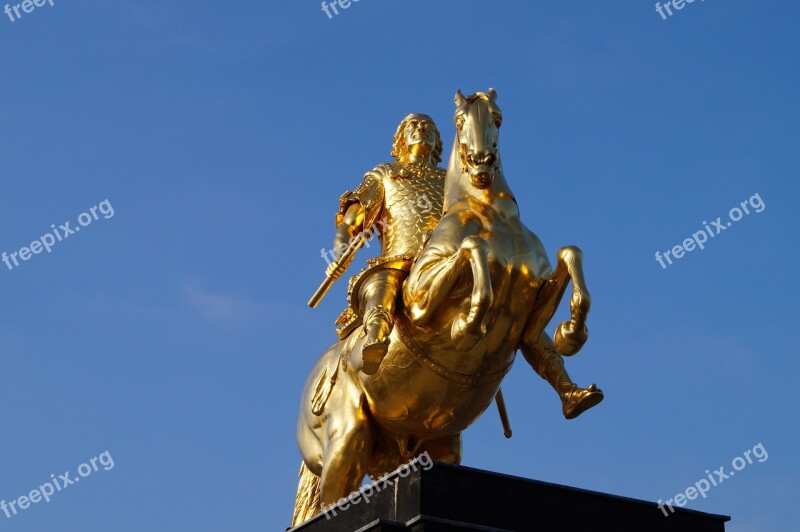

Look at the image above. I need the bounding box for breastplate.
[379,165,445,257]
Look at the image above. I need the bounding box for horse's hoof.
[562,384,604,419]
[554,321,588,356]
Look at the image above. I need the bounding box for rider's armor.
[369,163,446,257]
[335,162,445,368]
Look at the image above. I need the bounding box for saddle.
[311,254,416,417]
[333,253,416,339]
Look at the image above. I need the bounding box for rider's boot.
[362,305,392,375]
[358,269,406,375]
[537,345,604,419]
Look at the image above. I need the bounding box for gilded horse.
[292,88,603,526]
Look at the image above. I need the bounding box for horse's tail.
[291,461,322,527]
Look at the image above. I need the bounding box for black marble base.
[289,461,730,531]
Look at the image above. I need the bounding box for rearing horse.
[292,88,603,526]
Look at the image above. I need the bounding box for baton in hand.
[308,239,364,308]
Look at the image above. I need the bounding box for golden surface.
[293,91,603,526]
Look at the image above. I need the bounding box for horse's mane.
[444,132,462,209]
[462,91,493,103]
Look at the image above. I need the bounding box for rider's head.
[391,114,443,166]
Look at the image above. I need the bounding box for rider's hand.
[326,258,350,281]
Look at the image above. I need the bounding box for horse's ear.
[454,90,466,106]
[488,88,497,101]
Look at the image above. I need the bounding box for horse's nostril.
[467,153,497,167]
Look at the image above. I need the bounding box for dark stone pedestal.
[289,461,730,531]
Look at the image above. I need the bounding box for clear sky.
[1,1,798,530]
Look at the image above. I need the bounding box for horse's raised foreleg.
[526,245,590,356]
[450,236,494,348]
[405,236,493,349]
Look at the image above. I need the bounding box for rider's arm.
[327,172,383,280]
[332,171,385,259]
[332,203,365,260]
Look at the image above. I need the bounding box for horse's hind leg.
[319,384,375,506]
[420,433,462,464]
[526,245,590,356]
[295,343,373,521]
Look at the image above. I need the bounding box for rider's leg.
[358,269,407,374]
[520,332,603,419]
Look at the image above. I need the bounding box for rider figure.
[327,114,445,375]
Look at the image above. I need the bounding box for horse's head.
[454,88,503,189]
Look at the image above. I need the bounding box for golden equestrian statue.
[293,89,604,526]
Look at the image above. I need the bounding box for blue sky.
[0,1,798,530]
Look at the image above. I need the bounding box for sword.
[308,238,365,308]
